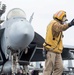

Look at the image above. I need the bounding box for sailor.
[43,10,74,75]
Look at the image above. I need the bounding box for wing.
[62,45,74,60]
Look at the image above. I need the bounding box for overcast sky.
[1,0,74,46]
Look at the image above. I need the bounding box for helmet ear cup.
[53,10,66,21]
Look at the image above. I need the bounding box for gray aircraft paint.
[1,8,34,58]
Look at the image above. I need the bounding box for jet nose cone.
[8,19,34,50]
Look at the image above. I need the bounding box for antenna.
[29,12,34,23]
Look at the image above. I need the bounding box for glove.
[68,19,74,27]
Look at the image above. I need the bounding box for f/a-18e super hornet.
[0,7,45,75]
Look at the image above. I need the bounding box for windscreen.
[6,8,26,20]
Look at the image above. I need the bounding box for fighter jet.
[0,6,45,75]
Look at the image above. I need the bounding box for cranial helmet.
[53,10,66,21]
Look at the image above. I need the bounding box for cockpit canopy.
[6,8,26,20]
